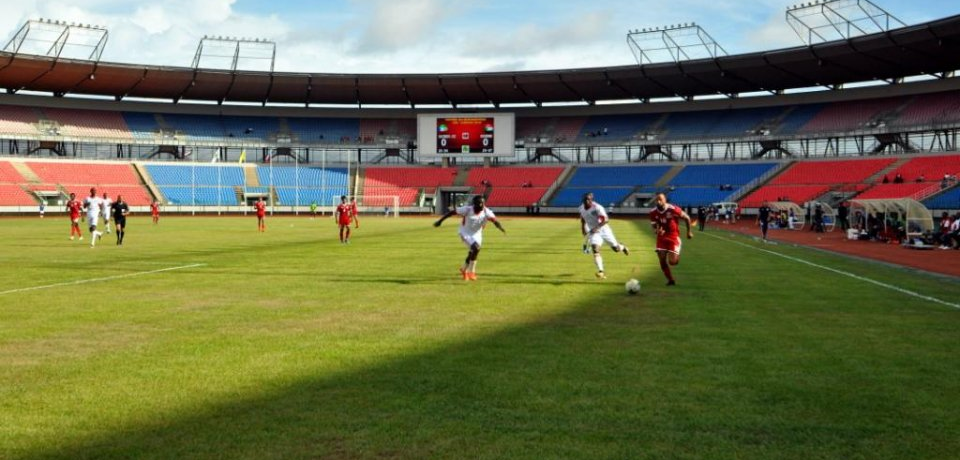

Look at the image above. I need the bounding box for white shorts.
[86,214,99,228]
[587,226,620,249]
[102,214,110,223]
[460,231,483,248]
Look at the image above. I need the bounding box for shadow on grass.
[14,287,705,460]
[14,221,958,460]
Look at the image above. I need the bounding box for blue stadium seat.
[286,118,360,144]
[551,187,633,207]
[669,163,777,187]
[576,114,661,142]
[566,166,672,187]
[257,166,349,206]
[776,104,825,135]
[923,187,960,209]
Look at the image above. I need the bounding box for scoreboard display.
[436,117,495,154]
[418,113,515,157]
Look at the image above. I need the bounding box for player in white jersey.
[578,192,629,280]
[434,195,506,281]
[82,187,104,248]
[100,192,113,234]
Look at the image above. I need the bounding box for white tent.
[768,201,805,230]
[849,198,934,238]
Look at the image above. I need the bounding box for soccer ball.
[625,279,641,295]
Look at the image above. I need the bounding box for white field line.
[702,233,960,310]
[0,263,206,296]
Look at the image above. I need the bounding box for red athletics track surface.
[710,221,960,279]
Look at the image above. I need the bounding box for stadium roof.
[0,14,959,106]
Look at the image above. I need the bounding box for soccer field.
[1,215,958,460]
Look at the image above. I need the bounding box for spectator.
[945,212,960,250]
[936,212,952,249]
[882,175,890,184]
[915,174,925,183]
[894,173,904,184]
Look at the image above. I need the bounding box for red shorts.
[339,218,352,226]
[656,235,682,255]
[257,212,266,218]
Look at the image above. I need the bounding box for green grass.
[0,215,958,459]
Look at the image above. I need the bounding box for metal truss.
[787,0,906,45]
[627,23,727,65]
[3,19,108,61]
[192,36,276,72]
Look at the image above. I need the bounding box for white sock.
[468,260,477,273]
[593,254,604,272]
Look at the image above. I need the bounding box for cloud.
[742,12,806,51]
[352,0,467,54]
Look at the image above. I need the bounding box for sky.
[1,0,958,74]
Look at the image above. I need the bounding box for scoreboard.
[418,113,515,157]
[436,117,495,154]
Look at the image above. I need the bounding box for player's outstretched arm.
[493,219,505,234]
[433,210,457,227]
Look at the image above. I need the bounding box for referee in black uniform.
[111,195,130,246]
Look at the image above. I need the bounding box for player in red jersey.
[335,195,355,243]
[66,192,83,240]
[150,200,160,224]
[254,196,267,232]
[649,192,693,286]
[349,197,360,229]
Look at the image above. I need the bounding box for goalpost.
[351,195,401,218]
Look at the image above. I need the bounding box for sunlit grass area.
[1,215,958,460]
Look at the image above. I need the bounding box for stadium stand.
[162,114,226,142]
[769,158,896,185]
[551,165,672,206]
[43,108,134,140]
[668,163,777,187]
[0,184,35,205]
[798,98,903,133]
[892,92,960,128]
[774,104,825,135]
[122,112,162,141]
[0,105,40,136]
[146,164,244,205]
[881,154,960,183]
[0,161,25,183]
[924,187,960,209]
[257,166,349,206]
[359,119,417,143]
[286,118,360,144]
[662,163,779,207]
[739,185,831,208]
[466,167,564,188]
[854,182,937,200]
[740,158,896,208]
[577,114,661,142]
[465,167,564,206]
[0,162,33,205]
[220,116,281,141]
[363,167,457,206]
[23,161,153,205]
